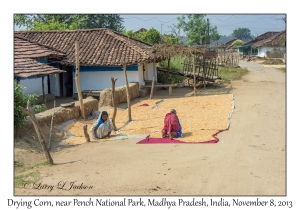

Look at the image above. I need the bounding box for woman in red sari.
[161,109,183,140]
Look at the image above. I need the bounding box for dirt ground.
[14,60,285,196]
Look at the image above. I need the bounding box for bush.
[32,104,47,114]
[14,80,38,128]
[158,56,187,84]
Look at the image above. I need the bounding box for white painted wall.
[72,63,158,93]
[49,74,61,96]
[73,71,140,93]
[137,64,145,86]
[257,46,286,58]
[144,63,157,81]
[20,77,48,95]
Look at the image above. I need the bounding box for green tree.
[177,14,220,46]
[14,80,38,128]
[232,28,253,41]
[124,27,161,44]
[161,34,179,44]
[14,14,125,32]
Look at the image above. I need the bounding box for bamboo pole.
[75,41,85,119]
[111,77,118,130]
[167,54,170,84]
[20,100,54,165]
[123,64,132,122]
[149,51,156,99]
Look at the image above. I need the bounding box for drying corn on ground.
[62,94,234,145]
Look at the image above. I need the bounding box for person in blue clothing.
[91,111,113,139]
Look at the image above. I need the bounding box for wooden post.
[19,100,54,165]
[111,77,118,131]
[149,51,156,99]
[42,76,47,106]
[169,86,172,96]
[83,125,90,142]
[123,64,132,122]
[167,55,170,84]
[75,41,85,119]
[193,56,196,96]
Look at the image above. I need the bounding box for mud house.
[14,36,66,100]
[15,28,160,98]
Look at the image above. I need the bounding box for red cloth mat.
[136,130,224,144]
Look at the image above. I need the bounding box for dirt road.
[14,60,285,196]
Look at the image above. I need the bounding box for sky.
[121,14,286,37]
[14,14,286,38]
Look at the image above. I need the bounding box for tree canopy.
[231,28,253,41]
[176,14,220,46]
[14,14,125,32]
[124,27,161,45]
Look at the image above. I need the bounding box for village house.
[15,28,160,98]
[251,30,286,58]
[236,31,281,56]
[14,35,66,101]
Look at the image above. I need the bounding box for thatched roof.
[14,36,66,78]
[227,39,244,49]
[223,38,238,46]
[252,30,286,48]
[148,44,206,58]
[15,28,160,66]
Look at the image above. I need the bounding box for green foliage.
[32,104,47,114]
[14,14,125,32]
[158,56,187,84]
[31,17,71,30]
[232,28,253,41]
[218,67,249,83]
[14,80,38,128]
[177,14,220,46]
[162,34,179,44]
[280,35,286,46]
[159,56,184,71]
[125,27,161,44]
[14,172,40,188]
[19,161,49,173]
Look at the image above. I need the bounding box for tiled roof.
[134,28,147,34]
[239,31,281,47]
[14,36,66,59]
[14,36,66,78]
[252,30,286,48]
[15,28,156,66]
[15,58,66,78]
